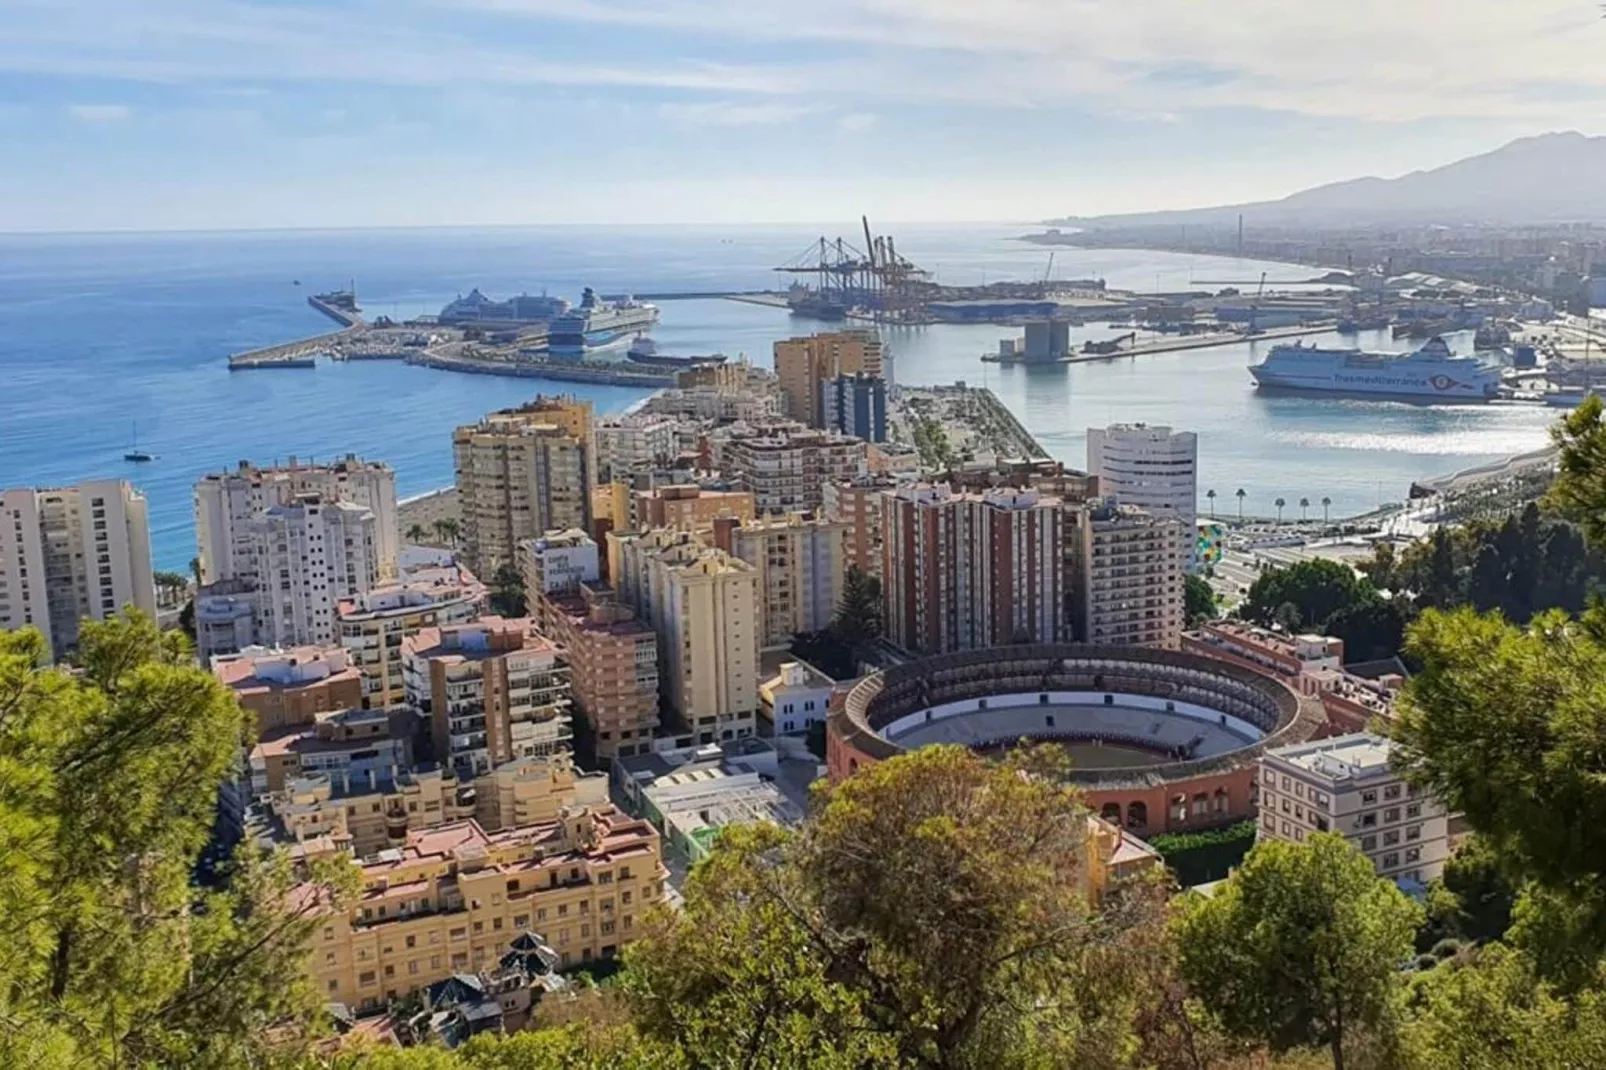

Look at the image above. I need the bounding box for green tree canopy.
[1184,573,1218,625]
[829,564,882,649]
[1174,833,1424,1070]
[1548,391,1606,549]
[0,611,354,1067]
[489,562,529,618]
[1240,558,1380,636]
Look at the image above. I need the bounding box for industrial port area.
[228,216,1606,410]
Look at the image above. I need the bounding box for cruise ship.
[546,288,660,356]
[1249,337,1501,403]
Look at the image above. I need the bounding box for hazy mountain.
[1054,132,1606,228]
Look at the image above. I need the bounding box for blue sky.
[4,0,1606,230]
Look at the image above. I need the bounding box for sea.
[0,223,1558,571]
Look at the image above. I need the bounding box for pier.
[982,323,1337,366]
[227,327,359,370]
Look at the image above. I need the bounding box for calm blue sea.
[0,224,1556,570]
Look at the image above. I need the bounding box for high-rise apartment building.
[1086,425,1197,557]
[880,484,1065,655]
[595,413,678,481]
[1072,499,1186,649]
[710,425,867,513]
[537,586,660,760]
[714,512,847,650]
[194,456,399,586]
[822,373,889,443]
[773,331,884,427]
[337,557,487,708]
[253,496,380,650]
[297,804,666,1010]
[404,618,573,777]
[453,399,595,575]
[0,480,156,660]
[823,474,899,580]
[1259,733,1450,884]
[608,529,758,744]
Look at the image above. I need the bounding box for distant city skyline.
[7,0,1606,231]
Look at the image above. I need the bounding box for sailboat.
[124,422,153,463]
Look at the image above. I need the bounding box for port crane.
[774,217,931,322]
[1246,271,1267,335]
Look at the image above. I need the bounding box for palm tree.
[1299,497,1310,522]
[1322,496,1332,524]
[406,523,427,545]
[1235,488,1247,522]
[438,517,462,547]
[1206,489,1217,519]
[1274,497,1286,523]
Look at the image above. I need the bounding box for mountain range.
[1053,132,1606,229]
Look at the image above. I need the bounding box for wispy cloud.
[66,103,132,121]
[659,100,817,126]
[837,112,877,132]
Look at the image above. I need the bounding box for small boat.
[124,422,153,463]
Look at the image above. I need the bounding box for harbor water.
[0,224,1557,570]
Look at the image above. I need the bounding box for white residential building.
[595,413,679,481]
[715,513,847,651]
[518,529,601,597]
[0,480,156,660]
[759,660,837,736]
[1259,732,1451,885]
[1086,424,1197,560]
[252,497,379,650]
[194,456,398,586]
[1073,498,1187,649]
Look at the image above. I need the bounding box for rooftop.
[402,618,552,663]
[1267,732,1396,781]
[214,644,361,691]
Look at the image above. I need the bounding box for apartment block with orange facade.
[537,587,660,760]
[298,803,668,1011]
[403,618,573,778]
[773,331,884,427]
[214,644,365,736]
[880,484,1066,655]
[629,484,755,538]
[823,474,900,580]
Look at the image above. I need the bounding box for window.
[1385,807,1400,823]
[1406,803,1422,818]
[1383,853,1400,869]
[1384,784,1402,800]
[1405,847,1422,863]
[1361,790,1377,804]
[359,971,376,986]
[1406,825,1421,841]
[1384,831,1400,846]
[1361,835,1377,850]
[1360,813,1377,828]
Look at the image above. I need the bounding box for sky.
[5,0,1606,231]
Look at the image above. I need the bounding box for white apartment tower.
[1259,733,1451,884]
[0,480,156,660]
[1086,424,1197,558]
[253,497,380,649]
[194,456,399,585]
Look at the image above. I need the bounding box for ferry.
[547,288,660,357]
[1249,336,1500,403]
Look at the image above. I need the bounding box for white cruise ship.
[1249,337,1500,403]
[546,288,660,357]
